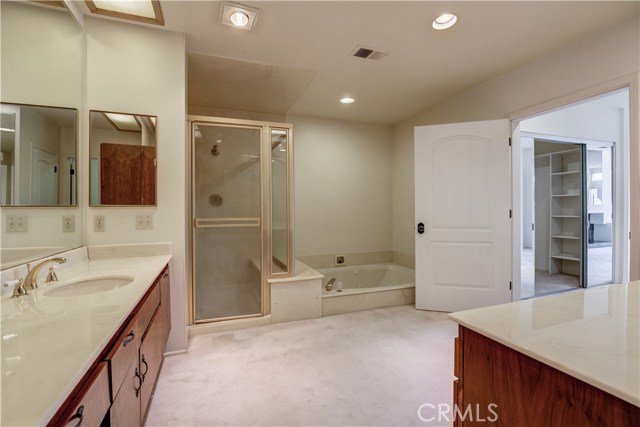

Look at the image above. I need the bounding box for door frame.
[509,74,637,300]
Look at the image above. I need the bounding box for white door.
[415,119,512,312]
[31,147,58,205]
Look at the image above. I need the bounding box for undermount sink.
[43,276,135,297]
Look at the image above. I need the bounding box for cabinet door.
[110,357,142,427]
[159,268,171,352]
[62,362,110,427]
[140,310,163,421]
[106,317,139,401]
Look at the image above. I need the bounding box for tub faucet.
[24,257,66,290]
[325,278,336,291]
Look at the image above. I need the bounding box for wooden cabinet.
[454,326,640,426]
[140,310,164,419]
[48,266,171,427]
[60,362,110,427]
[110,356,142,427]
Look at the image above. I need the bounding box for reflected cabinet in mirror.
[0,103,78,206]
[89,110,157,206]
[270,127,293,275]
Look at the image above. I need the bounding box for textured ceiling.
[95,1,640,124]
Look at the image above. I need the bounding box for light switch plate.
[94,215,105,232]
[62,215,75,232]
[7,215,28,232]
[136,214,153,230]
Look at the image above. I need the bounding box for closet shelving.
[548,148,582,278]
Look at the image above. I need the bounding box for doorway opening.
[518,88,629,298]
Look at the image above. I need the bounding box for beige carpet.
[145,306,457,426]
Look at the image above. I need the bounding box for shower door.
[192,122,264,322]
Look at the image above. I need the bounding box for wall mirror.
[1,1,83,270]
[1,103,78,206]
[89,110,157,206]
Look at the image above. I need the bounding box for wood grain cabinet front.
[454,326,640,427]
[61,362,110,427]
[48,265,171,427]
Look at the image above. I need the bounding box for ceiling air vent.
[351,45,388,61]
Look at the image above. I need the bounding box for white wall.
[287,115,392,257]
[85,17,187,352]
[0,2,83,259]
[391,15,640,279]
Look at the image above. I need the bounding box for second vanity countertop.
[449,281,640,407]
[1,253,171,426]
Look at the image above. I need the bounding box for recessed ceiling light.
[229,11,249,27]
[432,13,457,30]
[220,2,259,30]
[340,97,355,104]
[0,127,15,133]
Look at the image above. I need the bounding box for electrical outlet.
[62,215,75,232]
[7,215,28,232]
[335,255,346,265]
[136,214,153,230]
[94,215,105,232]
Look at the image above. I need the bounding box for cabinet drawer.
[106,317,139,400]
[136,282,160,340]
[63,362,110,427]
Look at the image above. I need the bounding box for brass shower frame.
[187,115,294,325]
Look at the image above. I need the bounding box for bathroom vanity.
[1,251,171,426]
[449,282,640,426]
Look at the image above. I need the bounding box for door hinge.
[509,281,512,290]
[509,209,512,218]
[532,223,535,231]
[508,137,512,147]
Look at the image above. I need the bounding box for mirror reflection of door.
[99,143,156,205]
[89,111,157,206]
[31,147,58,205]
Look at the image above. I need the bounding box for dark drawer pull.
[163,273,169,279]
[68,405,84,427]
[134,367,142,397]
[141,354,149,382]
[123,330,135,347]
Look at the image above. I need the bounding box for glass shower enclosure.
[189,117,293,323]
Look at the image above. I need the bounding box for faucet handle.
[45,266,59,284]
[8,278,28,298]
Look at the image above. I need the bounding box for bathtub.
[317,263,415,316]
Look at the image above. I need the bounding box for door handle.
[417,222,425,234]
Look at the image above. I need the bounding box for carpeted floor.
[145,305,457,426]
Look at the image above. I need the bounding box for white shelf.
[551,253,580,262]
[547,148,583,279]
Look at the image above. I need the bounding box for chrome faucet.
[24,257,66,290]
[325,278,336,291]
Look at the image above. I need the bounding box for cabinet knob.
[134,368,142,397]
[67,405,84,427]
[123,330,135,347]
[141,354,149,382]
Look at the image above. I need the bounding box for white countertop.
[1,253,171,426]
[449,281,640,407]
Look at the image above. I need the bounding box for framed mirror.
[89,110,157,206]
[1,103,78,206]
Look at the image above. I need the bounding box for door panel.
[415,119,511,312]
